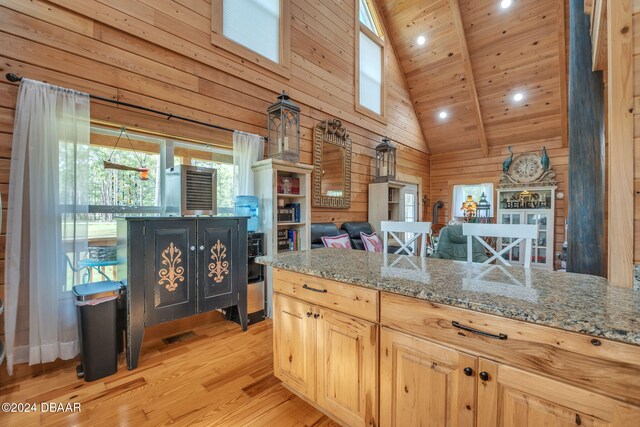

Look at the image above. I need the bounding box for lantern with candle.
[267,91,300,163]
[374,138,397,182]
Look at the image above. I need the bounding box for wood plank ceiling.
[378,0,566,155]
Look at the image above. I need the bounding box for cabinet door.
[380,328,476,427]
[380,328,478,427]
[498,211,523,264]
[144,220,197,326]
[197,219,238,312]
[478,359,640,427]
[526,211,550,267]
[273,293,316,400]
[316,308,378,427]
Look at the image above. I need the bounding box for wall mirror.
[312,119,352,208]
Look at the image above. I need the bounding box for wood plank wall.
[429,138,568,258]
[429,0,570,261]
[632,0,640,263]
[0,0,429,359]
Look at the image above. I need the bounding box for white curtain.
[4,79,90,375]
[233,131,264,198]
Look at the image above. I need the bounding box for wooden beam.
[607,0,634,287]
[592,0,608,71]
[567,0,606,277]
[449,0,489,158]
[558,0,569,147]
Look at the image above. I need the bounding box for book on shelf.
[285,203,301,223]
[277,207,295,222]
[277,228,301,251]
[277,204,301,223]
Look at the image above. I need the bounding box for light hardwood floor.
[0,316,339,426]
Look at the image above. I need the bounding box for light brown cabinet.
[273,271,640,427]
[380,328,476,426]
[380,327,640,427]
[273,293,315,400]
[478,359,640,427]
[273,292,378,426]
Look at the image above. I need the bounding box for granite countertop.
[257,248,640,346]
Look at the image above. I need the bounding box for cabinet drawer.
[381,292,640,406]
[273,269,379,323]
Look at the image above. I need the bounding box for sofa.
[310,222,342,249]
[340,222,375,250]
[310,222,375,250]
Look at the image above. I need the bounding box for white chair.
[462,223,538,269]
[381,221,432,257]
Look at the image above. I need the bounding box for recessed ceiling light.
[439,111,448,119]
[513,93,524,102]
[500,0,512,9]
[417,35,426,46]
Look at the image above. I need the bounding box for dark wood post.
[567,0,606,276]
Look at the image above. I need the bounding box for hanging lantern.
[267,91,300,163]
[374,138,397,183]
[476,192,491,219]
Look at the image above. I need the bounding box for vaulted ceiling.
[378,0,566,155]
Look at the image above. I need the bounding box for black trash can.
[73,281,123,382]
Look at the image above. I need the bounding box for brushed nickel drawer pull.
[302,284,327,293]
[452,321,508,340]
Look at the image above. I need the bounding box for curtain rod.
[5,73,251,136]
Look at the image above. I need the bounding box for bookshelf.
[368,181,406,232]
[252,158,313,315]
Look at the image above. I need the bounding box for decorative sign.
[500,190,552,210]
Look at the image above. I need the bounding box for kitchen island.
[258,248,640,426]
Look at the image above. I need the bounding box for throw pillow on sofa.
[321,233,352,249]
[360,232,383,252]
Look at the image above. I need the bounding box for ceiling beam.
[448,0,489,157]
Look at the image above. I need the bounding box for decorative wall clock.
[499,148,556,188]
[509,153,544,183]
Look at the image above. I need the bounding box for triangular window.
[359,0,380,36]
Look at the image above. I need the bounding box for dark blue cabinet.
[118,217,248,370]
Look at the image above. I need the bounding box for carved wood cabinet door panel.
[380,327,476,427]
[197,219,237,312]
[144,220,197,326]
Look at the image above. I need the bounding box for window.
[87,126,234,241]
[404,193,416,222]
[88,127,164,241]
[356,0,385,119]
[452,183,494,219]
[359,0,379,35]
[212,0,290,77]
